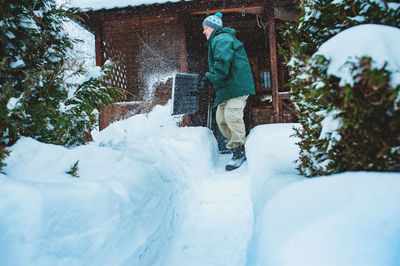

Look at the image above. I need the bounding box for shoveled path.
[163,154,254,266]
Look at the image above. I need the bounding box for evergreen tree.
[281,0,400,176]
[0,0,124,171]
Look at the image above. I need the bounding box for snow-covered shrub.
[0,0,124,170]
[280,0,400,176]
[298,53,400,175]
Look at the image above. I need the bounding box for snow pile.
[315,24,400,87]
[1,105,400,266]
[244,124,400,266]
[0,103,218,266]
[250,172,400,266]
[245,124,301,211]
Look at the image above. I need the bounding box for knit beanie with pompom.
[202,12,223,29]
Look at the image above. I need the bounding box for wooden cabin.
[79,0,299,139]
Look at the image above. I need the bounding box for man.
[201,12,255,171]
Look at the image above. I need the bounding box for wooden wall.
[101,15,181,100]
[94,6,298,130]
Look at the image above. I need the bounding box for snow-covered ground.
[1,102,400,266]
[2,4,400,265]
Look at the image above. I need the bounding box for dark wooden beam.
[191,6,265,15]
[178,15,188,73]
[279,62,287,122]
[95,24,104,66]
[191,5,299,20]
[267,2,281,123]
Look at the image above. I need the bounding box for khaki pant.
[216,95,248,149]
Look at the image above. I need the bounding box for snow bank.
[315,24,400,87]
[2,107,400,266]
[244,124,400,266]
[246,123,302,211]
[253,172,400,266]
[0,103,218,266]
[245,124,303,265]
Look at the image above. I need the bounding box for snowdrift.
[1,102,400,266]
[245,125,400,266]
[0,104,218,266]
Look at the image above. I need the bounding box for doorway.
[185,12,282,152]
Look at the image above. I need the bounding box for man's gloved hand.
[200,74,212,93]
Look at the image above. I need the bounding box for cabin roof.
[75,0,192,12]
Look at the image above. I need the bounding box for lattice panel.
[103,41,129,93]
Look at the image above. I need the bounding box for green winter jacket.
[205,27,255,108]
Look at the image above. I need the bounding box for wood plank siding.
[80,0,299,130]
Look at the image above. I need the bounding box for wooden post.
[95,23,106,131]
[95,24,104,66]
[279,62,286,122]
[177,14,189,126]
[178,14,188,73]
[267,2,281,123]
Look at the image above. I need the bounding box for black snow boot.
[225,145,247,171]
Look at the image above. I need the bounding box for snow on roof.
[315,24,400,87]
[58,0,192,11]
